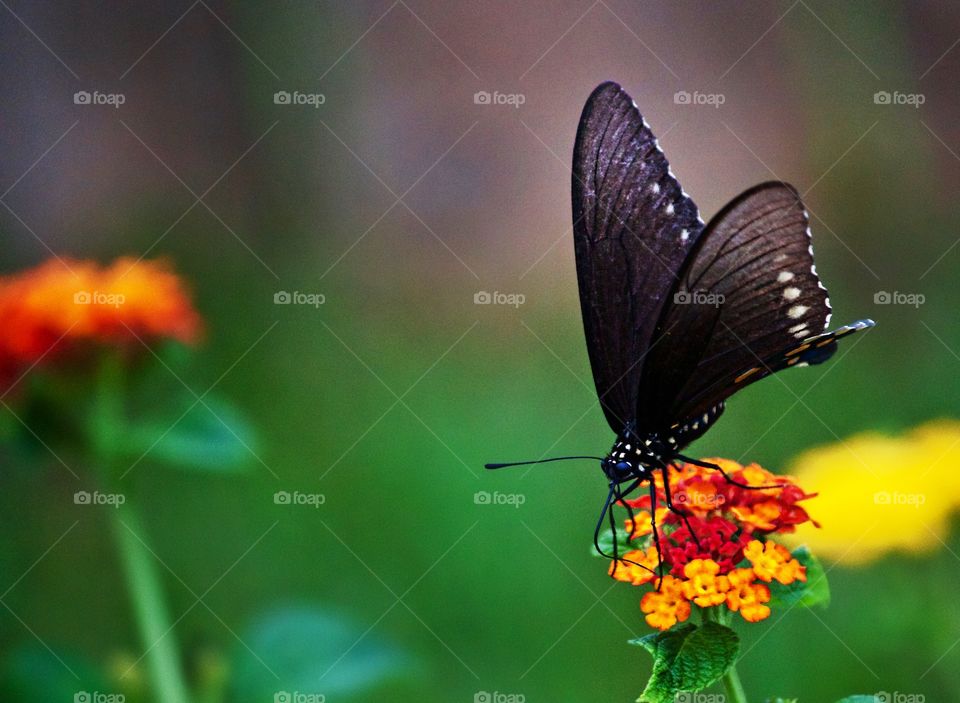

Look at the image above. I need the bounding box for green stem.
[719,660,749,703]
[96,354,191,703]
[701,607,748,703]
[110,503,191,703]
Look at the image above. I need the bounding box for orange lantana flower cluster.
[0,258,201,391]
[608,459,816,630]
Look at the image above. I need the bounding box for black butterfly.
[487,81,874,575]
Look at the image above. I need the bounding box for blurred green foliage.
[2,2,960,702]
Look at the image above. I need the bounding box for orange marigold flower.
[609,547,659,586]
[640,575,691,631]
[743,540,806,585]
[0,258,201,384]
[680,558,729,607]
[724,568,772,623]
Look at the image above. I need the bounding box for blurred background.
[1,1,959,701]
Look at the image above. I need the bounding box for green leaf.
[833,697,879,703]
[228,605,409,702]
[120,393,258,472]
[768,545,831,609]
[593,525,637,557]
[634,622,740,703]
[764,698,800,703]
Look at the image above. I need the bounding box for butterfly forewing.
[572,81,704,433]
[638,182,840,430]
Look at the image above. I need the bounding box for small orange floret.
[681,558,729,607]
[609,547,659,586]
[640,575,691,631]
[743,540,806,585]
[731,500,782,531]
[623,507,670,538]
[724,567,772,622]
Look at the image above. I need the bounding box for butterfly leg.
[595,480,657,579]
[659,462,702,550]
[609,478,643,568]
[614,476,645,540]
[675,454,783,490]
[647,479,665,590]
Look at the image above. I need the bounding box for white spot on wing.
[680,228,689,242]
[777,271,795,283]
[650,183,660,194]
[788,305,809,319]
[783,287,801,301]
[665,203,675,215]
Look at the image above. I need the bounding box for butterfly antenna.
[485,456,604,470]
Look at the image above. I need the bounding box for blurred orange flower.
[0,257,201,386]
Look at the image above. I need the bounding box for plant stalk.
[109,502,191,703]
[701,606,748,703]
[97,354,191,703]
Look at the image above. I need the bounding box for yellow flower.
[784,420,960,564]
[681,559,729,606]
[640,576,691,631]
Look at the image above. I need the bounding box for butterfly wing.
[573,81,705,433]
[636,181,872,438]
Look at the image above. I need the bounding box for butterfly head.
[601,430,672,483]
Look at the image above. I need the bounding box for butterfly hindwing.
[637,182,862,431]
[572,81,704,433]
